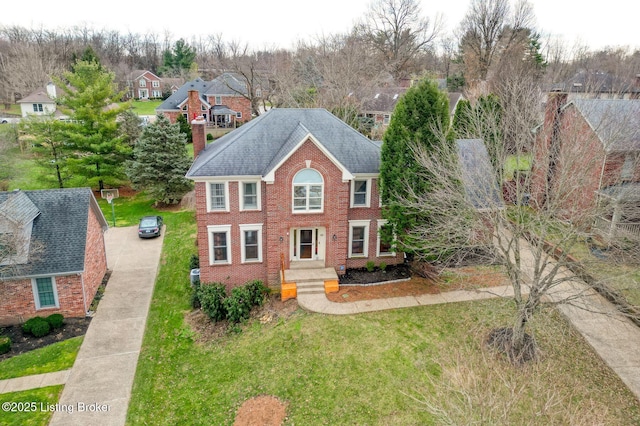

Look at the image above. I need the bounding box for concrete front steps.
[281,264,339,301]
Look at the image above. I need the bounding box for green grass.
[0,103,21,116]
[127,100,162,116]
[96,191,166,227]
[126,213,640,425]
[504,154,532,180]
[0,386,63,425]
[0,337,83,380]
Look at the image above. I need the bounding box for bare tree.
[396,89,640,363]
[356,0,441,81]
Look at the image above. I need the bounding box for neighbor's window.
[152,80,160,87]
[33,277,58,309]
[139,79,146,87]
[293,169,323,212]
[32,104,43,112]
[208,225,231,264]
[215,96,222,105]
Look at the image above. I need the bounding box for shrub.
[366,261,376,272]
[198,283,227,321]
[206,133,214,141]
[379,262,387,272]
[245,280,268,307]
[22,317,51,337]
[46,313,64,329]
[0,336,10,355]
[189,254,200,271]
[224,286,253,324]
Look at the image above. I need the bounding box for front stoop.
[281,267,339,300]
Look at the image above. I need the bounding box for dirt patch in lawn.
[234,395,288,426]
[328,266,509,303]
[0,317,91,360]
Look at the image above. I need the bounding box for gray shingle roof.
[156,73,248,112]
[571,99,640,152]
[186,108,382,178]
[0,191,40,228]
[456,139,503,210]
[205,73,248,96]
[0,188,108,279]
[156,77,210,111]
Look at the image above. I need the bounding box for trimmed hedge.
[198,283,227,322]
[46,314,64,329]
[194,280,269,325]
[22,317,51,337]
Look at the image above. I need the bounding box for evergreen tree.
[176,113,192,143]
[54,59,130,189]
[118,109,143,147]
[161,39,196,77]
[126,115,193,204]
[379,78,450,253]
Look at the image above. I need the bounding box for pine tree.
[126,115,193,204]
[379,78,450,253]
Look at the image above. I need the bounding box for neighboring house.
[156,73,256,127]
[550,70,640,100]
[16,82,67,119]
[0,188,108,325]
[185,109,403,290]
[457,139,503,212]
[531,93,640,239]
[125,70,163,100]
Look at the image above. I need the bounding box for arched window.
[293,169,323,212]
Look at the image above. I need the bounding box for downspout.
[80,272,88,316]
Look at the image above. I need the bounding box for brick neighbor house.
[124,70,164,100]
[0,188,108,325]
[156,72,256,128]
[186,108,403,291]
[531,93,640,239]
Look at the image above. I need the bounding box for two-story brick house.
[0,188,109,325]
[156,73,254,127]
[125,70,164,100]
[186,109,402,290]
[531,93,640,239]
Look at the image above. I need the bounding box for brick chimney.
[192,116,206,158]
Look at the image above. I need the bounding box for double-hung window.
[32,277,58,309]
[293,169,323,212]
[240,224,263,263]
[208,225,231,264]
[240,182,260,210]
[351,179,370,207]
[348,220,370,257]
[208,182,228,211]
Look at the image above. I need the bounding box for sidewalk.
[0,370,70,394]
[49,226,164,426]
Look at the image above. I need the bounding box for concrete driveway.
[50,225,164,426]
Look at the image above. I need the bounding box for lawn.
[0,386,63,426]
[0,337,83,380]
[126,212,640,425]
[127,100,162,116]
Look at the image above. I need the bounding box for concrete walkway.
[0,370,70,394]
[48,226,164,426]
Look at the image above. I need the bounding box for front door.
[291,227,325,261]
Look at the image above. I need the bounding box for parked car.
[138,215,163,238]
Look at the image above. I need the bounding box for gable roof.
[127,70,160,81]
[156,73,248,112]
[156,77,210,111]
[0,191,40,228]
[362,87,407,113]
[0,188,108,279]
[570,99,640,152]
[551,70,639,94]
[186,108,382,179]
[456,139,503,211]
[17,90,56,104]
[205,73,248,96]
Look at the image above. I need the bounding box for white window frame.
[621,154,636,181]
[351,178,371,208]
[239,224,263,263]
[206,181,229,212]
[348,220,370,258]
[139,79,146,87]
[292,169,324,213]
[236,111,242,119]
[208,225,232,265]
[215,96,222,105]
[376,219,395,257]
[240,181,261,211]
[32,277,59,310]
[383,114,391,125]
[152,80,160,87]
[152,90,162,98]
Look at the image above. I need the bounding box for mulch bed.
[0,317,92,360]
[339,263,412,285]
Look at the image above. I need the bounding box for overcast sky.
[3,0,639,53]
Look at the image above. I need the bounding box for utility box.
[190,268,200,286]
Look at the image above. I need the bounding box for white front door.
[291,227,326,261]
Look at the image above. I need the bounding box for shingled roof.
[456,139,503,211]
[570,99,640,152]
[0,188,108,279]
[156,73,249,112]
[186,108,382,179]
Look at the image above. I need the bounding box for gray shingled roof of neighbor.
[456,139,504,211]
[17,91,55,104]
[186,108,382,178]
[156,77,210,111]
[205,73,248,96]
[156,73,249,112]
[571,99,640,152]
[0,191,40,228]
[0,188,108,279]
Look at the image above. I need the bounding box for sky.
[2,0,639,53]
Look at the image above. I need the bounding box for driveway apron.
[49,226,163,426]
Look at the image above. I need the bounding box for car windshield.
[140,218,157,227]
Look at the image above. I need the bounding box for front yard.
[126,212,640,425]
